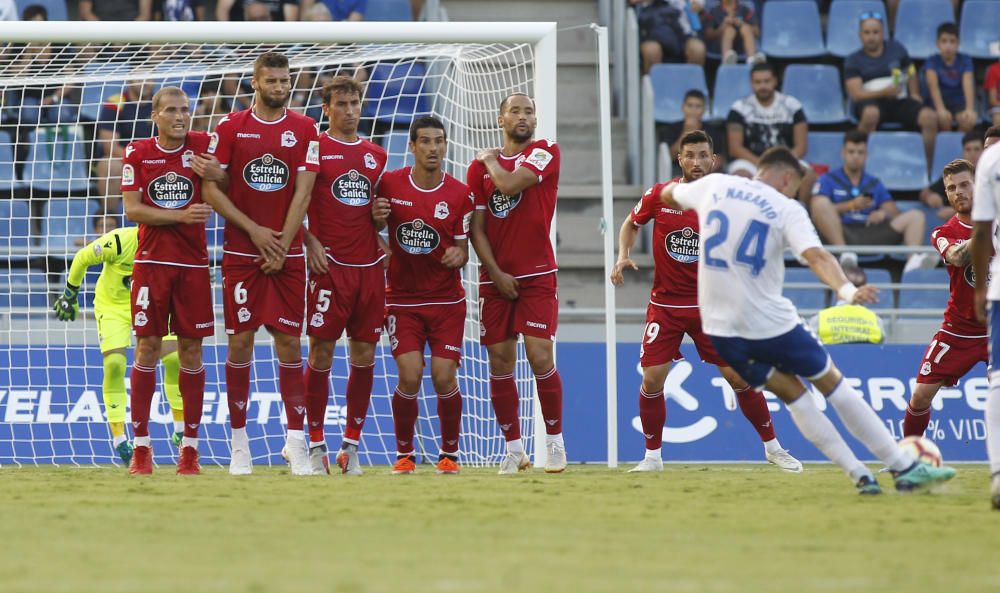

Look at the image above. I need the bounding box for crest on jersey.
[243,154,290,192]
[208,133,219,154]
[281,130,297,148]
[122,164,135,187]
[310,312,325,328]
[134,311,148,327]
[364,152,377,170]
[306,140,319,165]
[149,171,195,209]
[920,361,932,376]
[965,264,991,287]
[434,201,450,220]
[181,150,194,169]
[332,169,371,206]
[525,147,553,171]
[936,237,950,254]
[665,227,699,264]
[238,307,251,323]
[396,218,441,255]
[487,190,522,219]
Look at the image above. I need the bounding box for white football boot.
[628,457,664,473]
[285,435,313,476]
[229,442,252,476]
[766,448,804,473]
[498,451,532,474]
[544,442,568,473]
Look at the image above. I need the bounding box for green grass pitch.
[1,464,996,593]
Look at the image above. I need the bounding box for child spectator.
[700,0,763,65]
[922,23,977,133]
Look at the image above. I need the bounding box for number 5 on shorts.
[315,289,331,312]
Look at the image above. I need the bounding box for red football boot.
[129,446,153,475]
[176,446,201,475]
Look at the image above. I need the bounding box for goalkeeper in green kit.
[53,222,186,464]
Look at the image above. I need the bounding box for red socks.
[225,359,251,430]
[304,362,331,443]
[179,365,205,438]
[392,387,418,455]
[534,367,563,435]
[735,386,776,442]
[638,387,665,451]
[437,387,462,455]
[129,362,157,438]
[343,362,375,443]
[903,403,932,437]
[489,373,521,441]
[278,360,305,431]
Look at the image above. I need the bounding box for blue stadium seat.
[862,268,894,310]
[0,200,31,251]
[0,130,18,192]
[931,132,963,180]
[866,132,929,191]
[382,131,414,171]
[649,64,708,123]
[893,0,955,60]
[760,1,825,59]
[959,1,1000,59]
[784,268,829,310]
[362,61,430,125]
[826,1,888,57]
[0,269,51,309]
[23,125,91,193]
[44,198,97,252]
[15,0,67,20]
[899,268,949,311]
[710,64,750,120]
[363,0,411,21]
[782,64,848,124]
[804,131,844,170]
[79,76,126,121]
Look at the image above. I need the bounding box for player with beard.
[203,51,321,476]
[612,130,802,472]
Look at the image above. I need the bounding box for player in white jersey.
[660,146,956,494]
[969,136,1000,510]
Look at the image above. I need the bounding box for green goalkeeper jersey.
[66,226,138,311]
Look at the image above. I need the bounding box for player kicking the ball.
[904,159,988,438]
[659,146,956,494]
[611,130,802,472]
[202,51,320,475]
[373,116,473,475]
[121,86,221,475]
[468,93,566,474]
[302,76,388,476]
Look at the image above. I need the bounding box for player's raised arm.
[53,229,122,321]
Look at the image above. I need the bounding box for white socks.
[287,429,305,442]
[182,436,198,449]
[827,380,912,472]
[173,420,184,433]
[134,435,151,448]
[644,447,661,461]
[506,438,525,455]
[762,438,783,455]
[231,427,248,448]
[987,374,1000,476]
[113,435,127,448]
[787,391,870,482]
[545,433,564,447]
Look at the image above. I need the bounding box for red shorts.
[386,301,466,362]
[479,272,558,346]
[639,303,725,368]
[915,328,988,386]
[222,254,306,336]
[307,261,384,343]
[131,263,214,339]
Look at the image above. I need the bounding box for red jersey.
[121,132,211,267]
[932,216,986,336]
[208,108,320,257]
[379,168,475,306]
[307,133,388,266]
[466,138,559,282]
[630,178,699,307]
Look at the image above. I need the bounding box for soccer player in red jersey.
[301,76,388,475]
[467,93,565,474]
[373,116,473,475]
[904,158,988,436]
[202,52,321,476]
[121,86,221,475]
[611,130,802,472]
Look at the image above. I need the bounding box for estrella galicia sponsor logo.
[965,264,991,288]
[243,154,289,192]
[332,169,371,206]
[396,219,440,255]
[148,171,195,209]
[487,190,521,218]
[665,227,699,263]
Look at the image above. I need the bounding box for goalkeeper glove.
[53,284,80,322]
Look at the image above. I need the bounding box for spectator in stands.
[810,129,928,272]
[0,0,18,20]
[301,0,363,21]
[216,0,299,21]
[662,89,724,168]
[725,62,813,201]
[75,213,120,248]
[630,0,706,74]
[94,80,154,214]
[920,131,984,223]
[987,125,1000,149]
[700,0,763,66]
[21,4,46,19]
[302,1,331,20]
[984,60,1000,127]
[807,263,886,345]
[884,0,960,35]
[80,0,151,20]
[922,23,976,133]
[844,14,938,163]
[153,0,205,20]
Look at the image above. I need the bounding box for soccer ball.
[898,436,943,467]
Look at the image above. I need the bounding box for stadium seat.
[710,64,750,120]
[0,269,51,309]
[804,131,844,170]
[826,0,888,57]
[363,0,412,21]
[362,61,430,125]
[893,0,955,60]
[649,64,708,123]
[79,76,126,122]
[784,268,829,310]
[959,1,1000,60]
[862,268,894,310]
[0,200,31,251]
[898,268,949,311]
[782,64,848,125]
[14,0,67,20]
[23,125,91,193]
[382,131,414,170]
[866,132,928,191]
[931,132,963,180]
[0,130,19,193]
[760,1,825,59]
[44,198,97,252]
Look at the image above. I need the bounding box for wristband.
[63,283,79,299]
[837,282,858,304]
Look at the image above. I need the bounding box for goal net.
[0,21,558,468]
